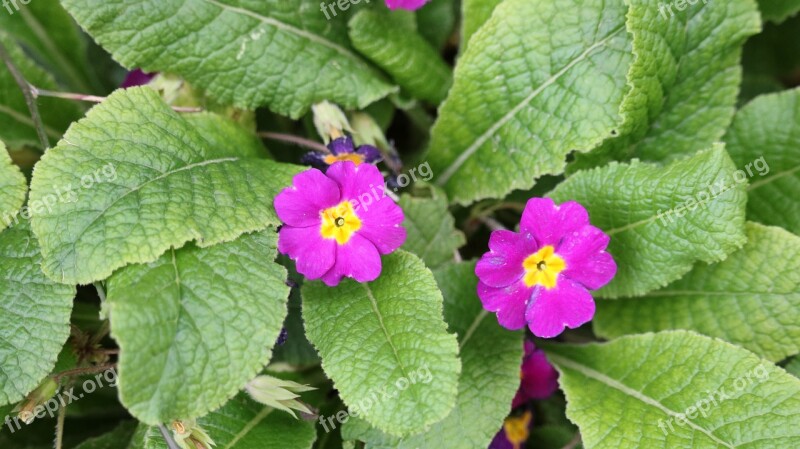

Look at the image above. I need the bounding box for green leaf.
[106,230,289,424]
[544,331,800,449]
[786,358,800,378]
[595,223,800,362]
[271,285,320,367]
[740,16,800,103]
[302,251,461,437]
[0,220,75,406]
[758,0,800,22]
[342,261,523,449]
[0,141,27,232]
[398,186,465,270]
[133,394,316,449]
[549,145,747,298]
[571,0,760,169]
[427,0,633,205]
[0,0,96,92]
[0,32,82,148]
[415,0,456,50]
[60,0,395,118]
[349,10,452,104]
[29,87,301,285]
[723,87,800,235]
[460,0,502,48]
[73,421,138,449]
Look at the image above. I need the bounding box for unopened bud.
[245,375,316,419]
[312,101,352,143]
[13,378,58,424]
[172,419,216,449]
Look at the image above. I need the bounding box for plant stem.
[159,424,182,449]
[562,432,582,449]
[53,363,117,383]
[55,402,66,449]
[477,216,508,232]
[0,41,50,149]
[258,132,330,153]
[32,87,202,112]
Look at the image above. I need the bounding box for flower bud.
[312,101,352,143]
[171,419,216,449]
[245,375,316,419]
[13,377,58,424]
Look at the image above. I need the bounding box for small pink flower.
[275,161,406,286]
[385,0,429,10]
[476,198,616,338]
[512,341,559,408]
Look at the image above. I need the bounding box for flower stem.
[32,87,202,112]
[158,423,183,449]
[0,41,50,149]
[52,363,117,383]
[258,132,330,154]
[477,216,508,232]
[55,401,66,449]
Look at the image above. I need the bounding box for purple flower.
[512,341,559,408]
[476,198,616,338]
[385,0,429,10]
[489,410,533,449]
[275,161,406,287]
[121,69,156,88]
[302,136,382,171]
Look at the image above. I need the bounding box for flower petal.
[520,198,589,247]
[525,279,595,338]
[356,144,383,163]
[478,280,533,330]
[559,225,617,290]
[356,196,406,254]
[320,233,382,286]
[385,0,429,10]
[475,230,536,288]
[520,348,559,400]
[326,161,385,201]
[278,225,335,279]
[274,169,340,227]
[328,136,356,155]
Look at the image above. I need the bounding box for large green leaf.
[342,261,523,448]
[724,88,800,235]
[303,251,461,437]
[398,186,465,270]
[0,33,82,148]
[0,0,96,92]
[60,0,395,118]
[595,223,800,362]
[0,221,75,406]
[549,145,747,298]
[427,0,633,205]
[0,141,26,232]
[415,0,456,50]
[29,87,301,285]
[571,0,760,169]
[106,230,289,424]
[348,10,452,104]
[460,0,502,49]
[129,394,316,449]
[544,331,800,449]
[758,0,800,22]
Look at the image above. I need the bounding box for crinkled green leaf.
[544,331,800,449]
[29,87,301,285]
[0,141,26,232]
[302,251,460,437]
[549,145,747,298]
[758,0,800,22]
[0,33,82,148]
[106,230,289,424]
[130,394,316,449]
[349,10,451,104]
[460,0,502,49]
[398,186,465,270]
[60,0,395,118]
[571,0,760,169]
[724,88,800,235]
[428,0,633,205]
[595,223,800,362]
[0,0,96,92]
[0,220,75,406]
[342,261,522,449]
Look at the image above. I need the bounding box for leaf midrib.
[435,24,626,185]
[548,353,736,449]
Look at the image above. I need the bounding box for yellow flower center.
[320,201,362,244]
[522,245,566,289]
[323,153,365,166]
[504,411,533,449]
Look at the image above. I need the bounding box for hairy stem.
[0,41,50,149]
[33,87,202,112]
[258,132,330,154]
[53,363,117,383]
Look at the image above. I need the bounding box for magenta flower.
[476,198,616,338]
[385,0,429,10]
[512,341,559,408]
[275,161,406,286]
[120,69,156,88]
[489,410,533,449]
[302,136,382,171]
